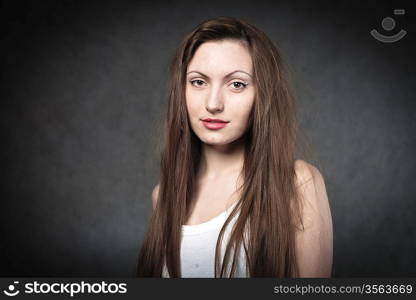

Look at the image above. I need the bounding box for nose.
[205,85,224,113]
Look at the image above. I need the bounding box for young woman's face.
[185,39,255,146]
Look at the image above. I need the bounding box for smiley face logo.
[3,281,20,297]
[371,9,407,43]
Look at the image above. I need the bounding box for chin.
[202,135,238,145]
[203,139,224,145]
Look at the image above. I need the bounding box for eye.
[190,79,206,87]
[230,81,248,90]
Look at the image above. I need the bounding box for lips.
[202,118,229,123]
[201,118,229,130]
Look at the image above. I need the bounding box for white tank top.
[162,201,249,278]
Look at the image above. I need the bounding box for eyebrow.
[186,70,252,79]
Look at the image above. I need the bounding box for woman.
[136,16,333,278]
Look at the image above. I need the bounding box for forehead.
[187,40,252,74]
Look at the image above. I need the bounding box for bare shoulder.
[294,159,321,188]
[293,159,333,277]
[152,183,160,210]
[294,159,330,219]
[294,159,329,217]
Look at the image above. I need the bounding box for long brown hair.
[136,16,307,277]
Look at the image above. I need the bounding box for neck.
[197,136,246,181]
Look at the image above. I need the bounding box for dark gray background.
[1,0,415,277]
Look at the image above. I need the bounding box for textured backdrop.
[1,0,415,277]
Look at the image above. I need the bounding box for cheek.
[185,99,199,120]
[186,88,205,117]
[231,95,254,120]
[185,89,193,112]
